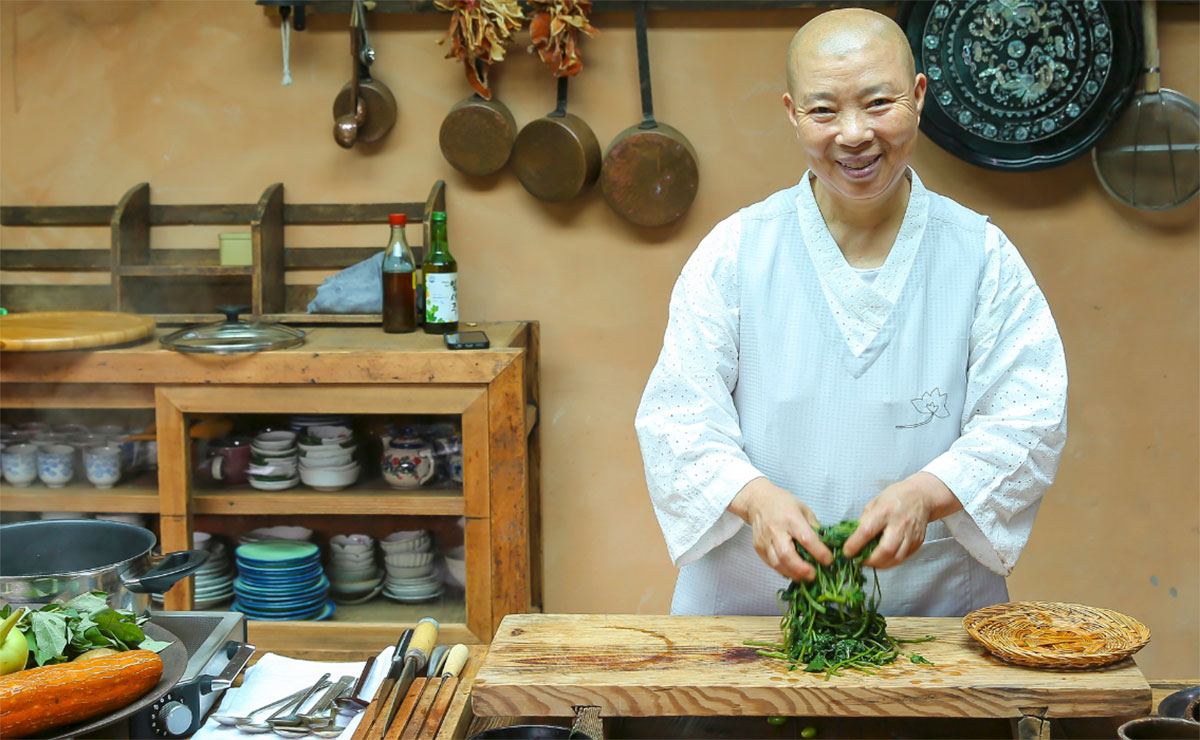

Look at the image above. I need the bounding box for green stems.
[748,520,935,678]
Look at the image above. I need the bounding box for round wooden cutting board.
[0,311,156,351]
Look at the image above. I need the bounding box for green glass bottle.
[422,211,458,334]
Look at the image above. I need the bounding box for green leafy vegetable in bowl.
[0,592,172,670]
[747,520,934,678]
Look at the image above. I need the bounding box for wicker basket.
[962,601,1151,669]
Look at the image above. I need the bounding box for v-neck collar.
[793,169,930,369]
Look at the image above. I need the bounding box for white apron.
[670,177,1009,617]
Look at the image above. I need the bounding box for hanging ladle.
[333,0,397,148]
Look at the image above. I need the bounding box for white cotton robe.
[634,170,1068,617]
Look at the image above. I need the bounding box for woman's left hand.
[842,472,963,569]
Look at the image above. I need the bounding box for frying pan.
[332,0,397,148]
[1092,0,1199,211]
[599,1,698,227]
[896,0,1142,171]
[440,61,518,176]
[512,76,601,202]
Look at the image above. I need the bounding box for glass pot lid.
[159,305,306,354]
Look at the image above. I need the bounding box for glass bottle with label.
[422,211,458,334]
[381,213,417,333]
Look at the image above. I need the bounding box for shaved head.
[786,9,915,97]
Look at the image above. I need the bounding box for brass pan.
[599,1,698,226]
[512,76,601,202]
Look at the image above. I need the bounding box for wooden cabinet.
[0,321,541,656]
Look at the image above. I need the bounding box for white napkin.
[192,646,395,740]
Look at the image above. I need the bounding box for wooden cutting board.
[0,311,155,351]
[471,614,1152,720]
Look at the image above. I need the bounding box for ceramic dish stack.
[297,424,361,492]
[381,529,443,603]
[231,540,334,621]
[152,531,234,609]
[288,414,352,433]
[328,533,384,605]
[248,430,299,491]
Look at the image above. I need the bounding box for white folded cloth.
[192,646,395,740]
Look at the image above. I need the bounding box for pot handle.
[123,550,210,594]
[634,1,657,131]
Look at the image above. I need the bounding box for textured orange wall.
[2,2,1196,679]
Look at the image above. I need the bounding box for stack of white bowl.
[442,545,466,590]
[328,534,384,605]
[248,431,299,491]
[381,530,443,603]
[298,425,360,492]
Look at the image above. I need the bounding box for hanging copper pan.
[599,1,698,227]
[440,61,518,176]
[512,76,601,202]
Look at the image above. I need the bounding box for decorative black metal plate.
[897,0,1143,172]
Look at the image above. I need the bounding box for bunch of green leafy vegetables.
[0,592,172,667]
[747,520,934,678]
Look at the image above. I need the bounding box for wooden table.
[470,614,1154,738]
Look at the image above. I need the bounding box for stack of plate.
[288,415,352,433]
[381,530,444,603]
[231,540,334,621]
[328,533,384,605]
[153,531,234,609]
[249,430,299,491]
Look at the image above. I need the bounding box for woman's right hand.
[728,477,832,581]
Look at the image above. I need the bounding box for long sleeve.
[635,215,765,567]
[924,223,1069,576]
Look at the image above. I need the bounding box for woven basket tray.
[963,601,1151,669]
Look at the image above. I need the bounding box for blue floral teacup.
[2,444,38,486]
[37,444,76,488]
[84,445,122,489]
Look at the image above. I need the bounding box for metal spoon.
[299,675,357,728]
[240,675,331,733]
[212,685,318,726]
[268,672,333,728]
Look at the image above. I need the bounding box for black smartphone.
[444,331,489,350]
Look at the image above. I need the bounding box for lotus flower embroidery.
[896,388,950,429]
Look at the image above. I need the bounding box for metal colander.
[1093,0,1200,211]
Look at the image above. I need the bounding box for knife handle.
[441,644,469,678]
[406,618,439,671]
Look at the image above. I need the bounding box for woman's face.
[783,37,926,206]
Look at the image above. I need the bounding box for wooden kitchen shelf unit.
[0,321,541,655]
[0,180,445,324]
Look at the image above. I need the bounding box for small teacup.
[1,444,39,487]
[37,444,76,488]
[84,445,122,489]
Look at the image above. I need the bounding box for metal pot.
[512,76,601,203]
[0,519,208,615]
[599,2,698,227]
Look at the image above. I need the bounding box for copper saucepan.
[512,76,601,202]
[599,1,698,227]
[440,60,518,176]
